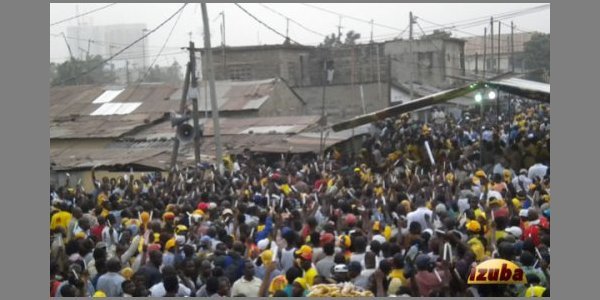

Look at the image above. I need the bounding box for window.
[228,65,252,81]
[287,62,297,85]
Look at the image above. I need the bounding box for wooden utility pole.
[126,60,130,84]
[221,12,226,78]
[490,17,494,73]
[167,62,191,186]
[475,52,479,74]
[319,59,327,159]
[201,3,224,175]
[483,28,487,79]
[188,42,202,166]
[409,11,414,100]
[511,21,515,73]
[498,21,501,73]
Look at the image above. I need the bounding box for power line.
[50,3,118,27]
[51,50,186,62]
[419,4,549,33]
[300,3,404,32]
[234,3,302,45]
[50,33,181,51]
[258,4,326,38]
[53,3,188,86]
[130,3,185,92]
[418,5,549,37]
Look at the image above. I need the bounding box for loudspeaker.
[176,123,195,143]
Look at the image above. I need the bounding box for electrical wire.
[128,3,186,95]
[53,3,188,86]
[234,3,303,45]
[50,3,118,27]
[258,3,326,37]
[418,4,549,33]
[300,3,404,32]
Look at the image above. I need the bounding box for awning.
[332,77,550,132]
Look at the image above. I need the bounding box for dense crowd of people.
[50,99,550,297]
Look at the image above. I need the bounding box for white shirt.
[407,207,433,230]
[149,282,191,297]
[512,175,533,192]
[102,226,119,249]
[231,277,262,297]
[528,164,548,181]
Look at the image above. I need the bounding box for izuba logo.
[468,259,528,285]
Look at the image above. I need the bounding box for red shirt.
[90,224,105,241]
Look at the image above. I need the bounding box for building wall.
[464,52,527,74]
[258,81,306,117]
[205,47,312,86]
[293,82,387,124]
[385,39,465,89]
[305,43,389,87]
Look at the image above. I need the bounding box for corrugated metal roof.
[92,89,125,103]
[124,115,322,141]
[50,146,166,170]
[50,114,166,139]
[90,102,142,115]
[50,84,180,139]
[170,78,278,112]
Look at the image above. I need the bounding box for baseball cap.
[505,226,523,239]
[257,239,270,251]
[295,245,313,261]
[333,264,349,273]
[320,233,335,245]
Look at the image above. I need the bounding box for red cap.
[320,233,335,246]
[345,214,357,226]
[147,244,161,253]
[197,202,209,212]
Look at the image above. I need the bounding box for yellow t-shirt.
[51,211,72,231]
[524,285,547,297]
[304,267,318,286]
[389,269,408,287]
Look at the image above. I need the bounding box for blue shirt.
[255,216,273,243]
[96,272,125,297]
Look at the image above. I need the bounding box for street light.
[475,93,483,103]
[488,90,497,100]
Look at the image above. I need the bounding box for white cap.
[435,203,447,214]
[519,209,530,217]
[505,226,523,239]
[257,239,270,251]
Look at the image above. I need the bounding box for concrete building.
[385,38,466,92]
[463,32,535,76]
[198,38,466,124]
[200,44,313,86]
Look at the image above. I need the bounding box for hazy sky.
[50,3,550,67]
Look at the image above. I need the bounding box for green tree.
[143,61,182,84]
[319,30,362,47]
[50,55,117,86]
[523,33,550,71]
[422,29,452,40]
